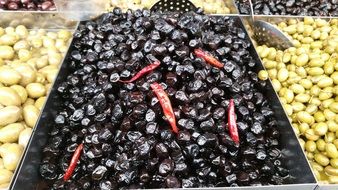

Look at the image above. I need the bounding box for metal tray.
[11,15,316,190]
[241,15,338,190]
[0,12,78,190]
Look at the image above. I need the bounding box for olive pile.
[235,0,251,15]
[39,8,290,189]
[235,0,338,16]
[256,17,338,183]
[0,25,72,188]
[107,0,231,14]
[0,0,56,11]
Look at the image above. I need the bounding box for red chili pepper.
[63,143,84,181]
[120,61,161,83]
[194,48,224,68]
[150,82,178,134]
[228,99,239,144]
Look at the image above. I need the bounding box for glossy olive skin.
[235,0,338,16]
[0,0,56,11]
[40,8,290,189]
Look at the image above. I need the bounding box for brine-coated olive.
[257,18,338,183]
[0,26,71,188]
[39,10,290,189]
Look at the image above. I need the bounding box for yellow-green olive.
[325,166,338,176]
[331,158,338,168]
[305,129,319,141]
[10,85,27,104]
[299,79,313,89]
[329,102,338,113]
[258,70,269,80]
[324,109,336,121]
[34,96,46,110]
[305,104,318,115]
[0,123,24,143]
[296,53,309,66]
[328,120,338,132]
[26,83,46,98]
[18,128,32,147]
[0,143,23,171]
[13,64,36,86]
[0,34,18,46]
[318,77,334,88]
[295,93,311,103]
[22,98,34,107]
[308,67,324,76]
[291,102,306,112]
[326,143,338,158]
[277,68,289,82]
[314,122,329,136]
[0,106,21,126]
[0,46,14,60]
[315,153,330,166]
[298,123,310,134]
[305,140,317,152]
[0,169,13,184]
[23,105,39,128]
[0,87,21,106]
[317,139,327,152]
[0,67,21,85]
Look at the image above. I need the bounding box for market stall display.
[0,24,72,189]
[0,0,56,11]
[255,17,338,184]
[0,0,336,190]
[11,8,317,190]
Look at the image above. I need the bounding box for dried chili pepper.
[150,82,178,134]
[63,143,84,181]
[228,99,239,144]
[194,48,224,68]
[120,61,161,83]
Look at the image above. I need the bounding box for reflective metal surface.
[151,0,197,12]
[252,20,294,50]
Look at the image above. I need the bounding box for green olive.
[0,106,21,126]
[26,83,46,98]
[308,67,324,76]
[291,102,306,112]
[18,128,32,147]
[10,85,27,104]
[23,105,39,128]
[0,143,23,171]
[0,67,21,85]
[326,143,338,159]
[305,129,319,141]
[295,93,311,103]
[0,46,14,60]
[296,53,309,66]
[329,102,338,113]
[314,122,328,136]
[13,64,36,86]
[258,70,269,80]
[299,79,313,89]
[305,140,317,152]
[0,87,21,106]
[325,166,338,176]
[0,34,18,46]
[315,153,330,166]
[0,169,13,184]
[331,159,338,168]
[317,139,327,152]
[0,123,24,143]
[34,96,46,110]
[318,77,334,88]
